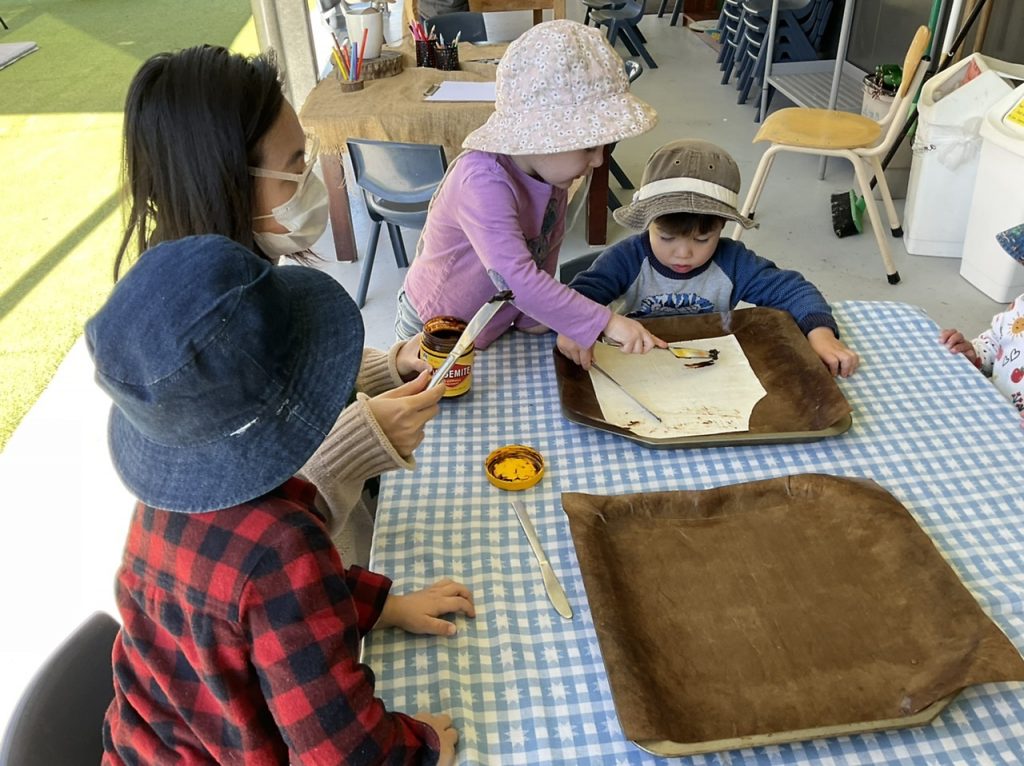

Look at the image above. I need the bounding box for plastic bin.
[903,54,1023,258]
[960,81,1024,303]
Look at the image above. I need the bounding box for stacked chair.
[587,0,657,69]
[718,0,833,120]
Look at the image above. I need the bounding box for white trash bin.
[960,82,1024,303]
[903,54,1022,258]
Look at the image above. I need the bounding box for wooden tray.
[553,307,852,448]
[562,476,1024,755]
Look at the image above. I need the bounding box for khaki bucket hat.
[613,139,758,230]
[463,20,657,155]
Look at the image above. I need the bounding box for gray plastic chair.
[559,252,600,284]
[346,139,448,308]
[607,59,643,211]
[423,11,488,43]
[0,612,119,766]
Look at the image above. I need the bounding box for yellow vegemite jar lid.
[484,445,545,491]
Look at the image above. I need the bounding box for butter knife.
[510,500,573,620]
[426,290,514,389]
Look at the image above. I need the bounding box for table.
[468,0,566,25]
[365,301,1024,765]
[300,40,610,262]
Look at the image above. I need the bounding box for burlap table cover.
[300,37,505,162]
[562,475,1024,754]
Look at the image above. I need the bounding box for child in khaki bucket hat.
[562,139,860,377]
[396,20,668,357]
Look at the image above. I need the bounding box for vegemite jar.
[420,316,474,397]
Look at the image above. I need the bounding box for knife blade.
[510,500,573,620]
[426,290,514,389]
[589,361,663,423]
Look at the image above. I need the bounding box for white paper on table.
[589,335,767,438]
[423,81,496,101]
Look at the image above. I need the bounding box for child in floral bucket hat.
[562,139,861,377]
[397,20,667,357]
[940,222,1024,419]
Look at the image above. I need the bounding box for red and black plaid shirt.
[102,478,439,765]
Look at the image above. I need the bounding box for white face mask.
[250,138,329,257]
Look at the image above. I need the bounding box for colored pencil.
[357,28,368,80]
[350,42,357,82]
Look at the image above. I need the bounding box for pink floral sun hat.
[463,19,658,156]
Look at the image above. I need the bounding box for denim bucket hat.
[85,235,363,513]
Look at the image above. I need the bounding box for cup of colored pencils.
[332,32,365,91]
[410,22,436,68]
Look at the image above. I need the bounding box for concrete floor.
[0,8,1004,732]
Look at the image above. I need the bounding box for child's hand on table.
[377,578,476,636]
[557,316,667,369]
[808,327,860,378]
[939,328,980,366]
[395,334,431,380]
[413,712,459,766]
[366,369,445,457]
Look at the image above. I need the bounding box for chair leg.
[670,0,684,27]
[867,155,903,237]
[356,222,383,308]
[657,0,669,18]
[729,147,776,239]
[386,224,409,268]
[608,189,622,211]
[623,25,656,68]
[609,156,634,189]
[851,157,900,284]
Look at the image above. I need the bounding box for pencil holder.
[434,44,460,71]
[415,39,436,68]
[336,77,364,92]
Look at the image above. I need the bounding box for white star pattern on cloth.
[506,725,527,747]
[543,646,560,664]
[458,650,471,669]
[463,720,478,744]
[492,582,507,599]
[557,722,575,742]
[500,646,516,666]
[536,610,554,631]
[494,612,509,629]
[416,690,432,709]
[549,681,567,701]
[503,686,521,704]
[488,530,502,545]
[414,652,429,672]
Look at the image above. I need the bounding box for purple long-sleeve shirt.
[402,151,611,349]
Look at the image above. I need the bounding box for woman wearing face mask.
[114,45,444,567]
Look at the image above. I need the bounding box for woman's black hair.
[114,45,284,280]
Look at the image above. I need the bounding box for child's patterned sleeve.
[972,313,1005,377]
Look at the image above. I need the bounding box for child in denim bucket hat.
[396,20,668,357]
[940,222,1024,420]
[562,139,860,377]
[88,235,472,765]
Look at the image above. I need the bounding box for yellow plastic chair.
[729,25,931,284]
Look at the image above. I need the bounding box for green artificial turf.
[0,1,260,451]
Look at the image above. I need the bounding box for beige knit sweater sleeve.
[355,343,409,397]
[299,387,414,539]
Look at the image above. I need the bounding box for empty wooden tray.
[553,307,852,448]
[562,475,1024,756]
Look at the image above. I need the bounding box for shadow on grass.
[0,192,119,321]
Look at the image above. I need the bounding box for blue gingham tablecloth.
[365,301,1024,765]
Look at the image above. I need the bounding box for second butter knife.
[510,500,573,620]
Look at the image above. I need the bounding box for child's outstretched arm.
[807,327,860,378]
[376,578,476,636]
